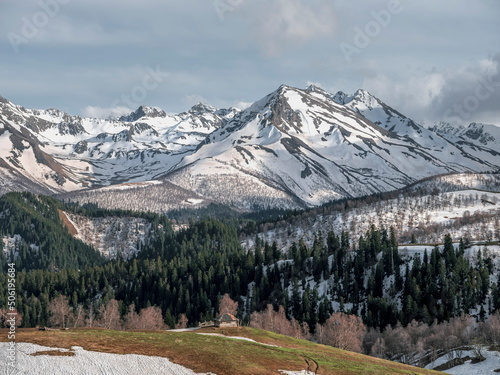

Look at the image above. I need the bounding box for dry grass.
[1,327,444,375]
[31,350,75,357]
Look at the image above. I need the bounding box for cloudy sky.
[0,0,499,125]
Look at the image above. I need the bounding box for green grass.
[1,327,444,375]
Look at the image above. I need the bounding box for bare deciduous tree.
[124,304,141,330]
[483,312,500,345]
[383,323,415,364]
[85,304,96,327]
[175,313,189,329]
[370,337,387,359]
[48,295,73,328]
[250,305,310,340]
[316,313,366,353]
[139,306,166,330]
[97,299,122,330]
[218,293,238,316]
[0,308,23,327]
[73,304,85,328]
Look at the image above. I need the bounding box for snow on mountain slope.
[428,122,500,168]
[0,86,499,210]
[0,117,85,195]
[243,173,500,252]
[425,347,500,374]
[60,211,152,259]
[37,103,231,186]
[58,180,211,213]
[1,234,23,259]
[328,87,425,136]
[326,87,500,165]
[248,188,500,251]
[431,121,500,150]
[0,95,234,193]
[166,85,499,209]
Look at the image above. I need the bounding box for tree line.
[1,217,498,333]
[1,192,500,366]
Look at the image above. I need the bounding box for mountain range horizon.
[1,83,499,210]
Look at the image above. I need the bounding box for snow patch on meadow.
[0,343,211,375]
[425,347,500,374]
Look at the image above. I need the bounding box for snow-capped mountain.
[327,87,499,156]
[0,95,235,195]
[0,96,84,195]
[166,85,499,208]
[430,121,500,149]
[0,86,499,209]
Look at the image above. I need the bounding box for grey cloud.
[0,0,499,126]
[430,54,500,125]
[246,0,336,57]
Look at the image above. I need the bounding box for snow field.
[425,348,500,374]
[0,343,211,375]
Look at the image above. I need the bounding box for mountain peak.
[274,84,300,96]
[305,84,322,92]
[119,106,166,122]
[43,108,69,119]
[305,84,334,98]
[353,88,372,96]
[331,91,350,105]
[188,102,216,115]
[0,95,10,104]
[351,89,379,104]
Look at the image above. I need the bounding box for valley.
[1,86,499,375]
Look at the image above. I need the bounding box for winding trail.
[301,355,319,373]
[194,332,278,347]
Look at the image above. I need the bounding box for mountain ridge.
[165,85,499,208]
[0,85,499,210]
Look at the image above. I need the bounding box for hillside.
[57,180,212,214]
[0,191,175,270]
[1,185,500,372]
[0,327,442,375]
[243,173,500,251]
[0,192,106,271]
[60,211,153,259]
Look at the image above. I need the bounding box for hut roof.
[216,313,238,322]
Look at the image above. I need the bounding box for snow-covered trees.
[241,175,500,253]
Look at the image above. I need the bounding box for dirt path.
[301,355,319,373]
[194,332,278,347]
